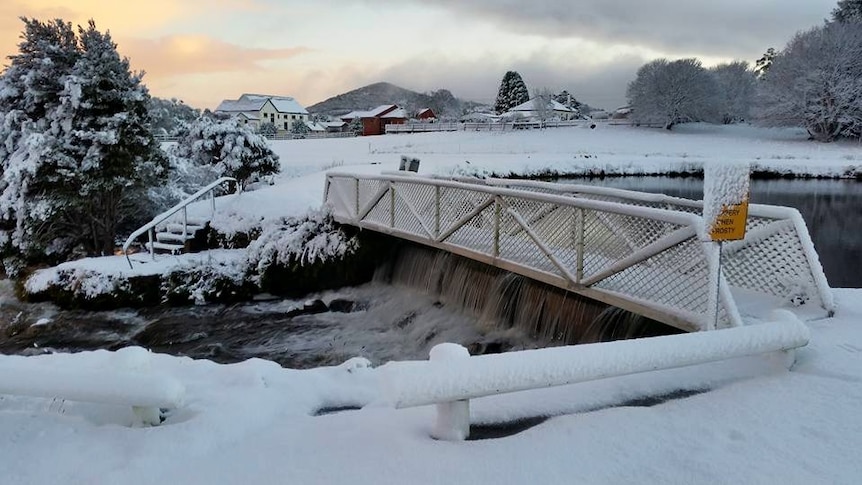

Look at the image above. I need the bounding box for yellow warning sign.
[708,200,749,241]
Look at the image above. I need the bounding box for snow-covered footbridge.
[324,173,834,332]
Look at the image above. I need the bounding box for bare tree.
[756,22,862,141]
[532,87,554,128]
[711,61,756,124]
[626,58,719,130]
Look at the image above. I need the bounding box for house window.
[284,122,288,130]
[292,115,296,120]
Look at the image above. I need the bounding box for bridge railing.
[481,178,835,316]
[325,172,744,332]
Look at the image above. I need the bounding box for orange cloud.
[0,0,268,64]
[119,35,309,78]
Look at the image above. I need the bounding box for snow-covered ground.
[5,124,862,483]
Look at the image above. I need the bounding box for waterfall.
[376,243,680,346]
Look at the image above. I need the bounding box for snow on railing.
[324,172,744,332]
[484,178,835,316]
[122,177,240,268]
[0,347,184,426]
[377,310,809,440]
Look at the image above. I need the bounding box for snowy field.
[5,124,862,483]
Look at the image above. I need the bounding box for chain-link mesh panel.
[394,183,437,237]
[358,179,386,213]
[722,220,820,306]
[326,177,357,219]
[593,236,726,327]
[364,191,391,226]
[501,197,575,278]
[445,204,496,254]
[438,187,494,237]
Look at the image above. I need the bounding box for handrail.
[122,176,240,269]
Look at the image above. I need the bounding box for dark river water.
[558,177,862,288]
[1,176,857,366]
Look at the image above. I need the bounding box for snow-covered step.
[144,241,184,254]
[156,232,195,244]
[163,223,205,234]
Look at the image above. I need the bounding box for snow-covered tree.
[290,120,309,137]
[832,0,862,23]
[754,48,777,79]
[626,58,719,130]
[532,87,554,127]
[149,97,199,137]
[756,22,862,141]
[0,18,165,268]
[494,71,529,114]
[710,61,756,124]
[170,115,280,187]
[348,117,363,134]
[59,21,167,255]
[553,90,581,111]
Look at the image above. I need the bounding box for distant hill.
[307,82,473,119]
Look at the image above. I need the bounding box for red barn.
[416,108,436,121]
[341,104,407,135]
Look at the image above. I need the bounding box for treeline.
[627,0,862,142]
[0,18,279,274]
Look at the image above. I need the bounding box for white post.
[429,343,471,441]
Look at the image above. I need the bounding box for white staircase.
[123,177,240,267]
[146,220,208,255]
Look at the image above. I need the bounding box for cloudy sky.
[0,0,837,110]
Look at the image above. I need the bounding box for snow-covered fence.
[484,178,835,316]
[385,120,582,134]
[378,311,809,441]
[325,173,743,332]
[0,348,185,426]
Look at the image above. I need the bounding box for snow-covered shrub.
[163,257,254,305]
[245,211,372,295]
[169,115,280,187]
[24,267,161,309]
[258,121,277,136]
[246,211,357,277]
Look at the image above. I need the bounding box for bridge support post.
[429,343,471,441]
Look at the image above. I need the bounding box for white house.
[505,98,576,121]
[215,94,309,132]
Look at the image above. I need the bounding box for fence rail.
[155,131,357,143]
[325,173,747,332]
[482,178,834,315]
[385,120,583,134]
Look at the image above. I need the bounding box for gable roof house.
[215,94,309,132]
[341,104,407,135]
[505,98,576,121]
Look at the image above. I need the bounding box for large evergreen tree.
[0,18,165,270]
[60,21,167,255]
[494,71,529,114]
